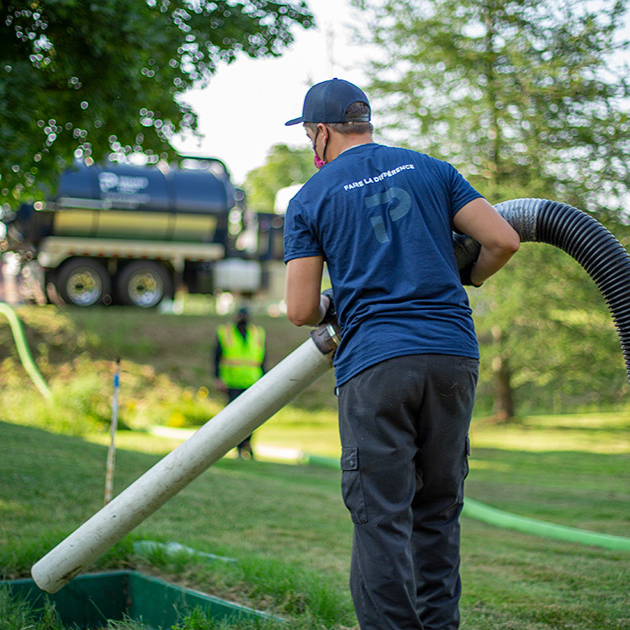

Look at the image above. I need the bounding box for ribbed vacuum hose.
[453,198,630,382]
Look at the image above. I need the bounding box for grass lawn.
[1,305,629,628]
[2,412,630,629]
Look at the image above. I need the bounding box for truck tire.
[56,258,112,307]
[117,261,173,308]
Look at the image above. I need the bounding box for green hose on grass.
[0,302,52,400]
[300,454,630,552]
[463,497,630,552]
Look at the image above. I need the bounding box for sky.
[174,0,366,184]
[174,0,630,186]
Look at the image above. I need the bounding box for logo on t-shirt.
[343,164,415,191]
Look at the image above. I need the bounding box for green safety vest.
[217,323,265,389]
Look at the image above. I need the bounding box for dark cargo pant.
[337,354,479,630]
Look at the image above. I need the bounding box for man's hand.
[459,262,483,287]
[454,198,520,285]
[215,378,228,394]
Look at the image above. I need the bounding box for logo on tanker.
[98,172,149,196]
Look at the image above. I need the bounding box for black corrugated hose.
[453,198,630,383]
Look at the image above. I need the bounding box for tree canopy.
[0,0,313,208]
[352,0,630,216]
[470,244,628,417]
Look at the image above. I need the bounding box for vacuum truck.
[0,156,283,307]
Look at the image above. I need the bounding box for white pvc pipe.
[32,336,334,594]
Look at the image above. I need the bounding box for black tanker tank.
[27,157,236,245]
[1,157,253,308]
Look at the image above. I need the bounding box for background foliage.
[243,144,315,212]
[352,0,630,212]
[0,303,627,438]
[352,0,630,418]
[0,0,313,208]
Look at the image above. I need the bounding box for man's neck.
[327,133,374,162]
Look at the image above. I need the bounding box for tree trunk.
[491,326,515,421]
[492,354,515,421]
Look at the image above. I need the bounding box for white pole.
[104,358,121,505]
[31,333,335,594]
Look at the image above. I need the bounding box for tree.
[352,0,630,211]
[243,143,316,212]
[0,0,313,208]
[351,0,630,418]
[470,245,628,418]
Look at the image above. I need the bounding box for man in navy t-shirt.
[283,78,519,630]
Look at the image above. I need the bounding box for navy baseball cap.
[285,78,371,126]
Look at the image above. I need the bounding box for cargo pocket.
[340,446,368,524]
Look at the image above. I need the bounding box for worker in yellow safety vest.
[214,307,266,459]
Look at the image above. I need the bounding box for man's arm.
[285,255,330,327]
[453,198,520,286]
